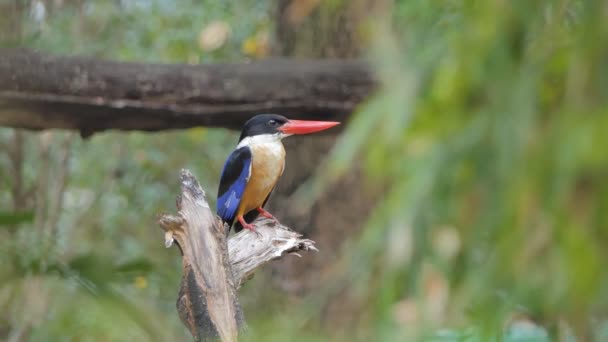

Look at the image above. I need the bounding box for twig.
[44,132,74,237]
[7,130,24,210]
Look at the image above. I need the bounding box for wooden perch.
[0,48,375,134]
[158,169,317,341]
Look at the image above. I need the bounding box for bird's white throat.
[236,133,286,150]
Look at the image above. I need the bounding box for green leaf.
[114,258,155,275]
[0,211,34,227]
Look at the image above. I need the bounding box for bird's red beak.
[279,120,340,135]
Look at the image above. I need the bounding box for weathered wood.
[159,170,242,342]
[0,48,375,134]
[227,218,317,289]
[158,169,317,341]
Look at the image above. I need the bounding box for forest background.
[1,0,608,341]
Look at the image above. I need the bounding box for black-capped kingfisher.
[217,114,340,233]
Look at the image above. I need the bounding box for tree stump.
[158,169,317,341]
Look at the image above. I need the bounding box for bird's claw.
[262,212,274,219]
[242,223,262,238]
[256,207,275,219]
[238,215,260,237]
[245,226,262,238]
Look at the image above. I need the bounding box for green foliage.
[18,0,271,63]
[0,211,33,227]
[313,0,608,339]
[0,1,268,340]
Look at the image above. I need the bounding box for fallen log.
[0,48,376,135]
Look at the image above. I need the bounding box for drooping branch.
[157,170,316,341]
[0,48,376,135]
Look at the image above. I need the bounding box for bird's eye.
[268,119,279,127]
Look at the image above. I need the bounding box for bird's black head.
[238,114,289,141]
[238,114,341,142]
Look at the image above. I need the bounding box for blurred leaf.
[504,321,550,342]
[68,253,116,290]
[0,211,34,227]
[114,257,155,275]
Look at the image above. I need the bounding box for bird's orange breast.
[237,143,285,216]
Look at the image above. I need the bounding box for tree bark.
[0,48,375,135]
[157,170,317,341]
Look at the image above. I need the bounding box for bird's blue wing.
[216,146,252,225]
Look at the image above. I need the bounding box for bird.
[216,114,340,233]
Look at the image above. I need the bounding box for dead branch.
[227,218,317,289]
[0,48,375,134]
[158,169,316,341]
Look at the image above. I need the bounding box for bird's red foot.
[256,207,276,220]
[238,215,257,232]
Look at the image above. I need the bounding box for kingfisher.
[216,114,340,233]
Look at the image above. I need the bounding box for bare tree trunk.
[158,170,317,341]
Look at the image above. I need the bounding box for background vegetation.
[1,0,608,341]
